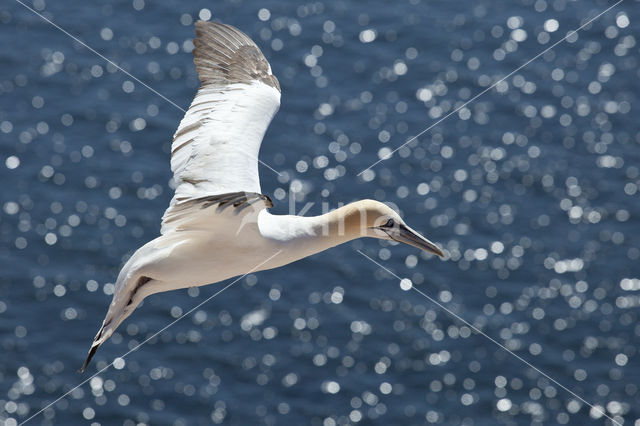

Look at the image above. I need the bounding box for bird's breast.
[144,222,285,289]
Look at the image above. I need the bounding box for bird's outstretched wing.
[162,21,281,234]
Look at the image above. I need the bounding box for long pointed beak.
[390,224,444,257]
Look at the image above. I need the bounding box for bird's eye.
[384,218,395,227]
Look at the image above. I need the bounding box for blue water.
[1,0,639,424]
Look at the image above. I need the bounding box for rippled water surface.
[1,0,639,425]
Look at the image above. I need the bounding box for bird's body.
[81,21,444,372]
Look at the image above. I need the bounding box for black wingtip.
[79,344,99,374]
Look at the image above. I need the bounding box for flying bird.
[80,21,444,373]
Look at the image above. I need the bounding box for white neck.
[258,210,356,263]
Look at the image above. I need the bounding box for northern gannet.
[80,21,444,373]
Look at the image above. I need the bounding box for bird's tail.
[79,272,156,373]
[79,242,160,373]
[79,318,116,373]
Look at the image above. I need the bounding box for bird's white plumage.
[81,21,443,374]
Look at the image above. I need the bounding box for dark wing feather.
[193,21,280,91]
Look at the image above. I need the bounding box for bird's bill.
[390,224,444,257]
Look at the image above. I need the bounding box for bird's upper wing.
[161,21,280,234]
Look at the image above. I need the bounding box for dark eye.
[384,218,395,227]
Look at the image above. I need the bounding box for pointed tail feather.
[79,343,100,373]
[79,272,154,373]
[79,319,115,373]
[79,321,107,373]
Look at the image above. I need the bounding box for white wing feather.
[162,21,281,234]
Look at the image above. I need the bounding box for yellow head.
[328,200,444,256]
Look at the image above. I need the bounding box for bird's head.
[334,200,445,257]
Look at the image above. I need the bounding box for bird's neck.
[258,207,364,260]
